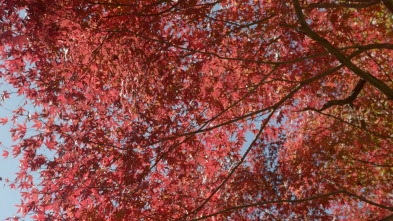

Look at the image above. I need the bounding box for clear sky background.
[1,8,35,220]
[0,79,35,220]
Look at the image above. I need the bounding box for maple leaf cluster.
[0,0,392,220]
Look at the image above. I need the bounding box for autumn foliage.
[0,0,393,220]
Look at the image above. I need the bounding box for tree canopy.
[0,0,393,220]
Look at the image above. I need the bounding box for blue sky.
[0,80,35,220]
[0,8,33,219]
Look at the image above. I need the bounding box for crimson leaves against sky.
[0,0,393,220]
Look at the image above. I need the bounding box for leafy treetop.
[0,0,393,220]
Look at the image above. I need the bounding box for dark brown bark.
[308,0,379,9]
[382,0,393,13]
[292,0,393,100]
[380,213,393,221]
[302,79,366,112]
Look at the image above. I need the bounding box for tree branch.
[133,66,278,184]
[382,0,393,13]
[380,213,393,221]
[179,109,278,220]
[111,26,393,65]
[188,191,345,221]
[308,0,379,9]
[304,108,393,140]
[147,46,386,147]
[327,180,393,211]
[292,0,393,100]
[178,63,352,220]
[302,79,366,112]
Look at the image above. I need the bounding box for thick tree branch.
[292,0,393,100]
[380,213,393,221]
[382,0,393,13]
[302,79,366,112]
[149,42,389,146]
[308,0,379,9]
